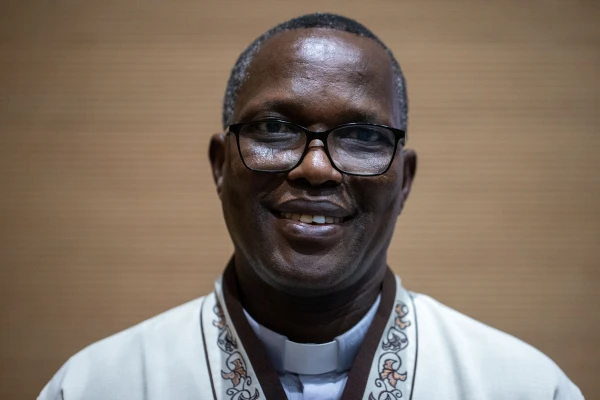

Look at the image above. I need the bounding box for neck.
[233,256,386,343]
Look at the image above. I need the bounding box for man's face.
[210,28,416,295]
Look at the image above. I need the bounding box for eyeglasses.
[227,119,406,176]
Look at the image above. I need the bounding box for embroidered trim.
[213,301,261,400]
[369,302,411,400]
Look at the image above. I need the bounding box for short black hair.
[222,13,408,130]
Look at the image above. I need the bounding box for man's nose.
[287,139,343,186]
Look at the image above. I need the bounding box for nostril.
[288,176,340,189]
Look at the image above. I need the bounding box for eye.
[240,120,302,145]
[339,126,394,146]
[256,121,295,134]
[347,129,380,142]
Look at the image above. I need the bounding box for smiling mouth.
[279,212,346,225]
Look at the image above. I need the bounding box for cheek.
[220,141,279,233]
[355,165,404,218]
[220,144,259,237]
[222,138,262,201]
[221,144,244,210]
[382,155,406,211]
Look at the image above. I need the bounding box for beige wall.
[1,1,598,398]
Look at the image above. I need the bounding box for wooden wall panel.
[0,1,598,398]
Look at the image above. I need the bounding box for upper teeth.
[281,212,341,224]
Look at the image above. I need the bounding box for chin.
[256,253,355,295]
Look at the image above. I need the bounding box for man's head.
[222,13,409,131]
[209,13,416,296]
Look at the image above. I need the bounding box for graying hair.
[222,13,408,130]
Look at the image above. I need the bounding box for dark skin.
[209,28,417,343]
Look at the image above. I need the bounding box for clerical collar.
[243,294,381,376]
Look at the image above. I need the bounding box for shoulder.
[412,293,583,399]
[69,295,207,364]
[38,296,211,400]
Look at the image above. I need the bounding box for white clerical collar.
[243,294,381,375]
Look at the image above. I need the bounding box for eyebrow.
[237,98,390,127]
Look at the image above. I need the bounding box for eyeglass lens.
[238,120,396,175]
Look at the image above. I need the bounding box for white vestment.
[38,267,584,400]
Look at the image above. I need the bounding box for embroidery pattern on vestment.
[213,301,260,400]
[369,302,411,400]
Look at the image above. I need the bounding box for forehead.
[234,28,398,126]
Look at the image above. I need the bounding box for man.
[39,13,583,400]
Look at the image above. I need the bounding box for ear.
[209,133,227,199]
[398,148,417,214]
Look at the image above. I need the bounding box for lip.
[271,199,355,220]
[265,198,354,246]
[269,212,346,247]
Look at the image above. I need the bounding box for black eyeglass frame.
[226,118,407,177]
